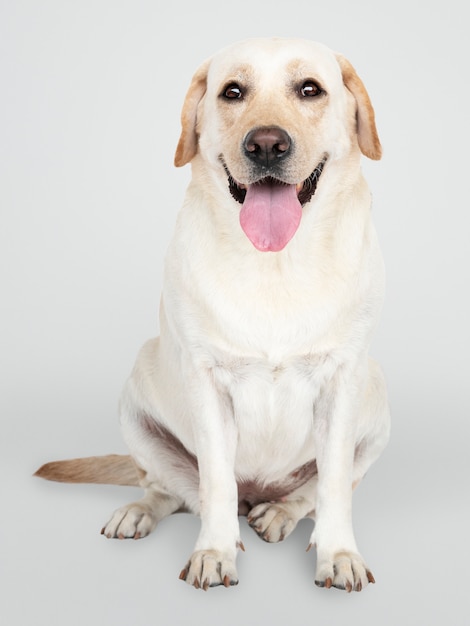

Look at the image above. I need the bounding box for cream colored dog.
[36,37,390,593]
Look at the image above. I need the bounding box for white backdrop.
[1,1,468,625]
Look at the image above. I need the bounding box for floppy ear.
[335,54,382,160]
[174,59,211,167]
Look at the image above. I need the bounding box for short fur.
[35,37,390,592]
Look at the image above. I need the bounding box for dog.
[35,37,390,592]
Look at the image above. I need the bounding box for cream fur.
[36,37,390,593]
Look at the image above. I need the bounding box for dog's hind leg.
[101,411,200,540]
[101,486,182,540]
[247,477,317,543]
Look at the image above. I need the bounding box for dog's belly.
[237,458,318,513]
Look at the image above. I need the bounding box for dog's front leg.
[179,367,241,590]
[310,367,374,592]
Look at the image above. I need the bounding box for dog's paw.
[314,550,375,592]
[179,550,239,590]
[247,502,297,543]
[101,503,157,540]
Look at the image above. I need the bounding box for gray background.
[1,1,468,624]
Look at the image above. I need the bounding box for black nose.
[243,127,291,167]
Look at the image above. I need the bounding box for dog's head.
[174,38,381,252]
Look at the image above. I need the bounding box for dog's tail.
[34,454,141,487]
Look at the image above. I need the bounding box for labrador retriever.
[35,37,390,593]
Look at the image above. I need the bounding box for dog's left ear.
[336,54,382,160]
[174,59,211,167]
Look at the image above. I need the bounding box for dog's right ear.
[174,59,211,167]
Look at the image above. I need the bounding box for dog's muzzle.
[221,156,326,252]
[220,126,327,252]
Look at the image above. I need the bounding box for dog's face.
[175,38,381,251]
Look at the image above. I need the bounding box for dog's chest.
[213,352,337,480]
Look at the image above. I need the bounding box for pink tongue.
[239,181,302,252]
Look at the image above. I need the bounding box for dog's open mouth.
[223,157,327,252]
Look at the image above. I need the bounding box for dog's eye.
[222,83,243,100]
[299,81,323,97]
